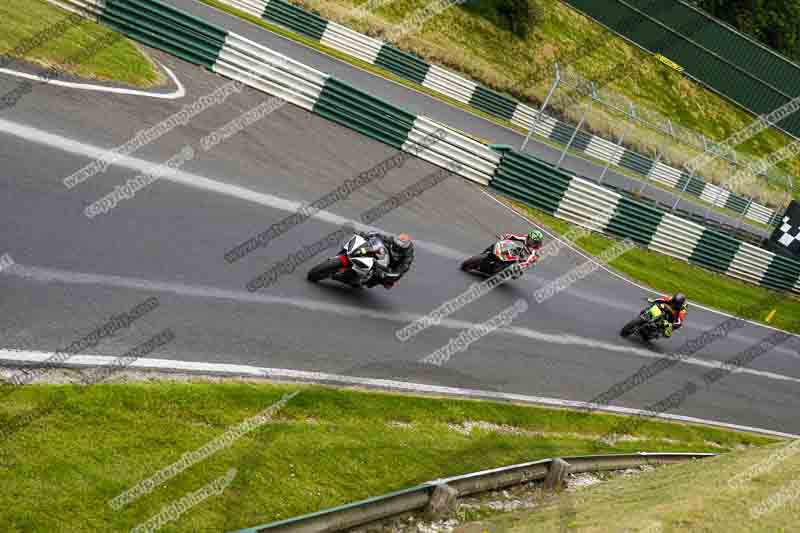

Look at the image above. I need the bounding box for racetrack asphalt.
[0,47,798,435]
[157,0,771,238]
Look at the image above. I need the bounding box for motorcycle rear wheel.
[461,254,486,272]
[620,318,644,337]
[307,258,342,282]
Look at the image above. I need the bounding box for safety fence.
[523,111,778,227]
[208,0,782,227]
[46,0,800,293]
[490,146,800,293]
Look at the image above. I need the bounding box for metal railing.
[553,64,793,190]
[233,452,717,533]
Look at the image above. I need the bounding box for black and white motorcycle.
[307,233,390,288]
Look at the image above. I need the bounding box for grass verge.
[467,440,800,532]
[504,197,800,334]
[0,380,777,532]
[0,0,159,87]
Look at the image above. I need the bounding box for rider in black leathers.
[354,231,414,289]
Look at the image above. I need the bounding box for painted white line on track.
[483,190,800,338]
[0,117,461,259]
[3,262,800,385]
[0,119,797,355]
[0,350,796,438]
[0,64,186,99]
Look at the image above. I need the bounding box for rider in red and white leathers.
[496,230,544,270]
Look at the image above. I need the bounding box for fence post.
[735,196,754,229]
[556,108,588,170]
[600,123,631,185]
[522,64,560,152]
[638,142,664,196]
[671,167,695,212]
[703,183,726,221]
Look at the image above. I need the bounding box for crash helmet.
[395,232,412,249]
[526,230,544,249]
[672,292,686,309]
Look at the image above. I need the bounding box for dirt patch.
[448,420,689,447]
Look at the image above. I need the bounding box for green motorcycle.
[620,299,673,341]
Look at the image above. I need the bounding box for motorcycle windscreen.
[345,235,368,255]
[494,240,525,261]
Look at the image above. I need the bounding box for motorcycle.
[307,233,390,287]
[620,299,673,341]
[460,237,527,278]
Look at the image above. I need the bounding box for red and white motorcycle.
[460,237,528,278]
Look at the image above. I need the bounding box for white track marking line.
[0,64,186,99]
[483,190,800,338]
[0,117,797,354]
[4,262,800,385]
[0,117,461,259]
[0,350,796,438]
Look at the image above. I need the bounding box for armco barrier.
[48,0,499,187]
[47,0,796,293]
[490,146,800,294]
[232,453,715,533]
[208,0,782,227]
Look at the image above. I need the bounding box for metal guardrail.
[231,452,716,533]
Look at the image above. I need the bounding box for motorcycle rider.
[496,230,544,270]
[354,231,414,289]
[648,292,688,337]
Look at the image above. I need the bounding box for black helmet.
[673,293,686,309]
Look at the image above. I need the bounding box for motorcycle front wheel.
[620,317,644,337]
[307,258,343,282]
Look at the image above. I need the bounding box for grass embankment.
[0,0,159,87]
[466,440,800,532]
[0,381,777,532]
[284,0,798,206]
[506,198,800,334]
